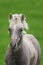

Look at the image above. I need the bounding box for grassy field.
[0,0,43,65]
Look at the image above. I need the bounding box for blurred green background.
[0,0,43,65]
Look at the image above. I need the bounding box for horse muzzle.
[10,42,17,50]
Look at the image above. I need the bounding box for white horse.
[5,13,41,65]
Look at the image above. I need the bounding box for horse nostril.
[14,44,16,48]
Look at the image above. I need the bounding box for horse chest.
[12,48,27,65]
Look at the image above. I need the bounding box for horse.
[5,13,41,65]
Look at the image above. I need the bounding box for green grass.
[0,0,43,65]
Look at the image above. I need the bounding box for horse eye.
[15,18,17,20]
[8,28,12,33]
[19,28,22,32]
[8,28,11,32]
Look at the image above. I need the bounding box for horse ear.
[9,13,12,20]
[21,14,24,21]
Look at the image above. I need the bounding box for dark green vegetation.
[0,0,43,65]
